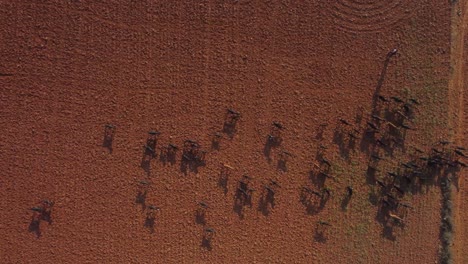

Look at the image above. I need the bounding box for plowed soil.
[0,1,464,263]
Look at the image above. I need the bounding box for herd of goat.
[28,49,466,249]
[29,100,466,246]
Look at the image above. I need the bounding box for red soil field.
[0,1,465,263]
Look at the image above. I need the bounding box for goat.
[367,122,379,130]
[376,139,387,147]
[376,180,386,188]
[339,118,351,126]
[454,149,467,158]
[378,95,390,102]
[388,48,398,57]
[272,121,284,130]
[400,124,413,130]
[320,157,331,167]
[318,220,332,226]
[388,212,404,223]
[409,98,420,105]
[390,96,404,103]
[371,114,386,122]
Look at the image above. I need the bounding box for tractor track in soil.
[450,0,468,263]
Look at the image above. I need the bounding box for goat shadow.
[309,170,326,188]
[257,190,275,216]
[341,195,352,211]
[201,237,212,251]
[28,219,41,238]
[263,137,282,162]
[314,230,327,243]
[102,129,115,153]
[159,148,177,166]
[135,191,147,211]
[195,210,206,225]
[277,159,287,172]
[222,122,237,139]
[333,128,351,161]
[144,216,156,233]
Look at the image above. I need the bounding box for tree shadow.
[372,55,393,110]
[360,53,395,156]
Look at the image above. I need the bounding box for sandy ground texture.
[0,1,465,263]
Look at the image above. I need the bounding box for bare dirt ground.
[0,1,463,263]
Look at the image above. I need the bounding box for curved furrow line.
[329,0,416,33]
[331,12,412,34]
[337,0,399,15]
